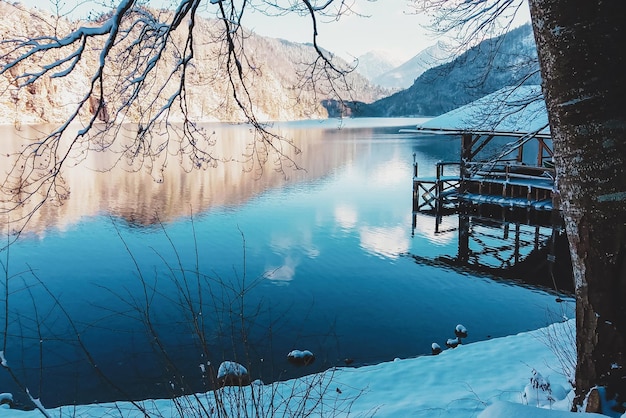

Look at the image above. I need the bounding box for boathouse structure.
[406,85,557,219]
[405,86,571,290]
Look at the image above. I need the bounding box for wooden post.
[461,134,472,172]
[435,162,443,215]
[514,223,521,264]
[461,134,473,194]
[458,211,470,263]
[412,153,419,212]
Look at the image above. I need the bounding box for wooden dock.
[405,86,572,290]
[404,84,559,218]
[413,158,557,214]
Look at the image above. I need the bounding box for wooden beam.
[470,134,495,160]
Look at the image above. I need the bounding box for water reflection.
[334,204,358,230]
[360,225,410,259]
[0,122,361,235]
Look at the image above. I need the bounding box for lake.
[0,118,572,408]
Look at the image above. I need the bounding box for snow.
[287,349,314,358]
[445,337,460,348]
[455,324,468,338]
[216,361,248,379]
[431,342,442,355]
[416,85,550,136]
[522,369,568,408]
[0,319,618,417]
[287,349,316,366]
[478,401,606,417]
[25,390,49,418]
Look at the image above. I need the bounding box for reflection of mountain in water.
[0,123,361,235]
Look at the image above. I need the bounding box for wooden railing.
[413,161,461,211]
[413,159,557,212]
[466,161,555,185]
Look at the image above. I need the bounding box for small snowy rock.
[455,324,468,339]
[216,361,250,387]
[431,343,442,355]
[0,393,13,407]
[446,337,460,348]
[287,349,315,366]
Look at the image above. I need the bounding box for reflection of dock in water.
[405,86,572,293]
[410,209,572,293]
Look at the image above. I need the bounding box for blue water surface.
[1,118,572,407]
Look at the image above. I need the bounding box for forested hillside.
[355,24,540,117]
[0,2,386,125]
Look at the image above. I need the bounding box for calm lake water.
[0,118,572,408]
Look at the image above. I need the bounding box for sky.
[16,0,531,63]
[241,1,436,62]
[3,318,614,417]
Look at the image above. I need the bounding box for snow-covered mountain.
[354,24,540,117]
[352,50,405,81]
[373,41,452,89]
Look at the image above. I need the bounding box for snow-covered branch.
[0,0,359,234]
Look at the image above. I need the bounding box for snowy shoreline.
[2,318,610,417]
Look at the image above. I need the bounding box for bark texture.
[528,0,626,412]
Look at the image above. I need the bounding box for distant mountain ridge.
[1,3,539,124]
[353,50,404,81]
[354,24,540,117]
[373,41,452,89]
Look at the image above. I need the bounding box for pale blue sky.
[242,1,436,61]
[17,0,530,62]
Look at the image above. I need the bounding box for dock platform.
[413,160,557,214]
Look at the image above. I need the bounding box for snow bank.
[0,320,580,417]
[478,400,607,417]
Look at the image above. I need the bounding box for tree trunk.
[528,0,626,413]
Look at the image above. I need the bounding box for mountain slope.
[353,50,404,81]
[0,2,386,125]
[356,24,540,117]
[373,41,451,89]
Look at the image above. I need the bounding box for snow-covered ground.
[0,319,616,417]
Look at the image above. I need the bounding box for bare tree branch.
[410,0,526,51]
[0,0,359,234]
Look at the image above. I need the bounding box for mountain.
[0,2,387,125]
[354,24,540,117]
[352,50,404,81]
[373,41,452,90]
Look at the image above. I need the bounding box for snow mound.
[478,400,607,418]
